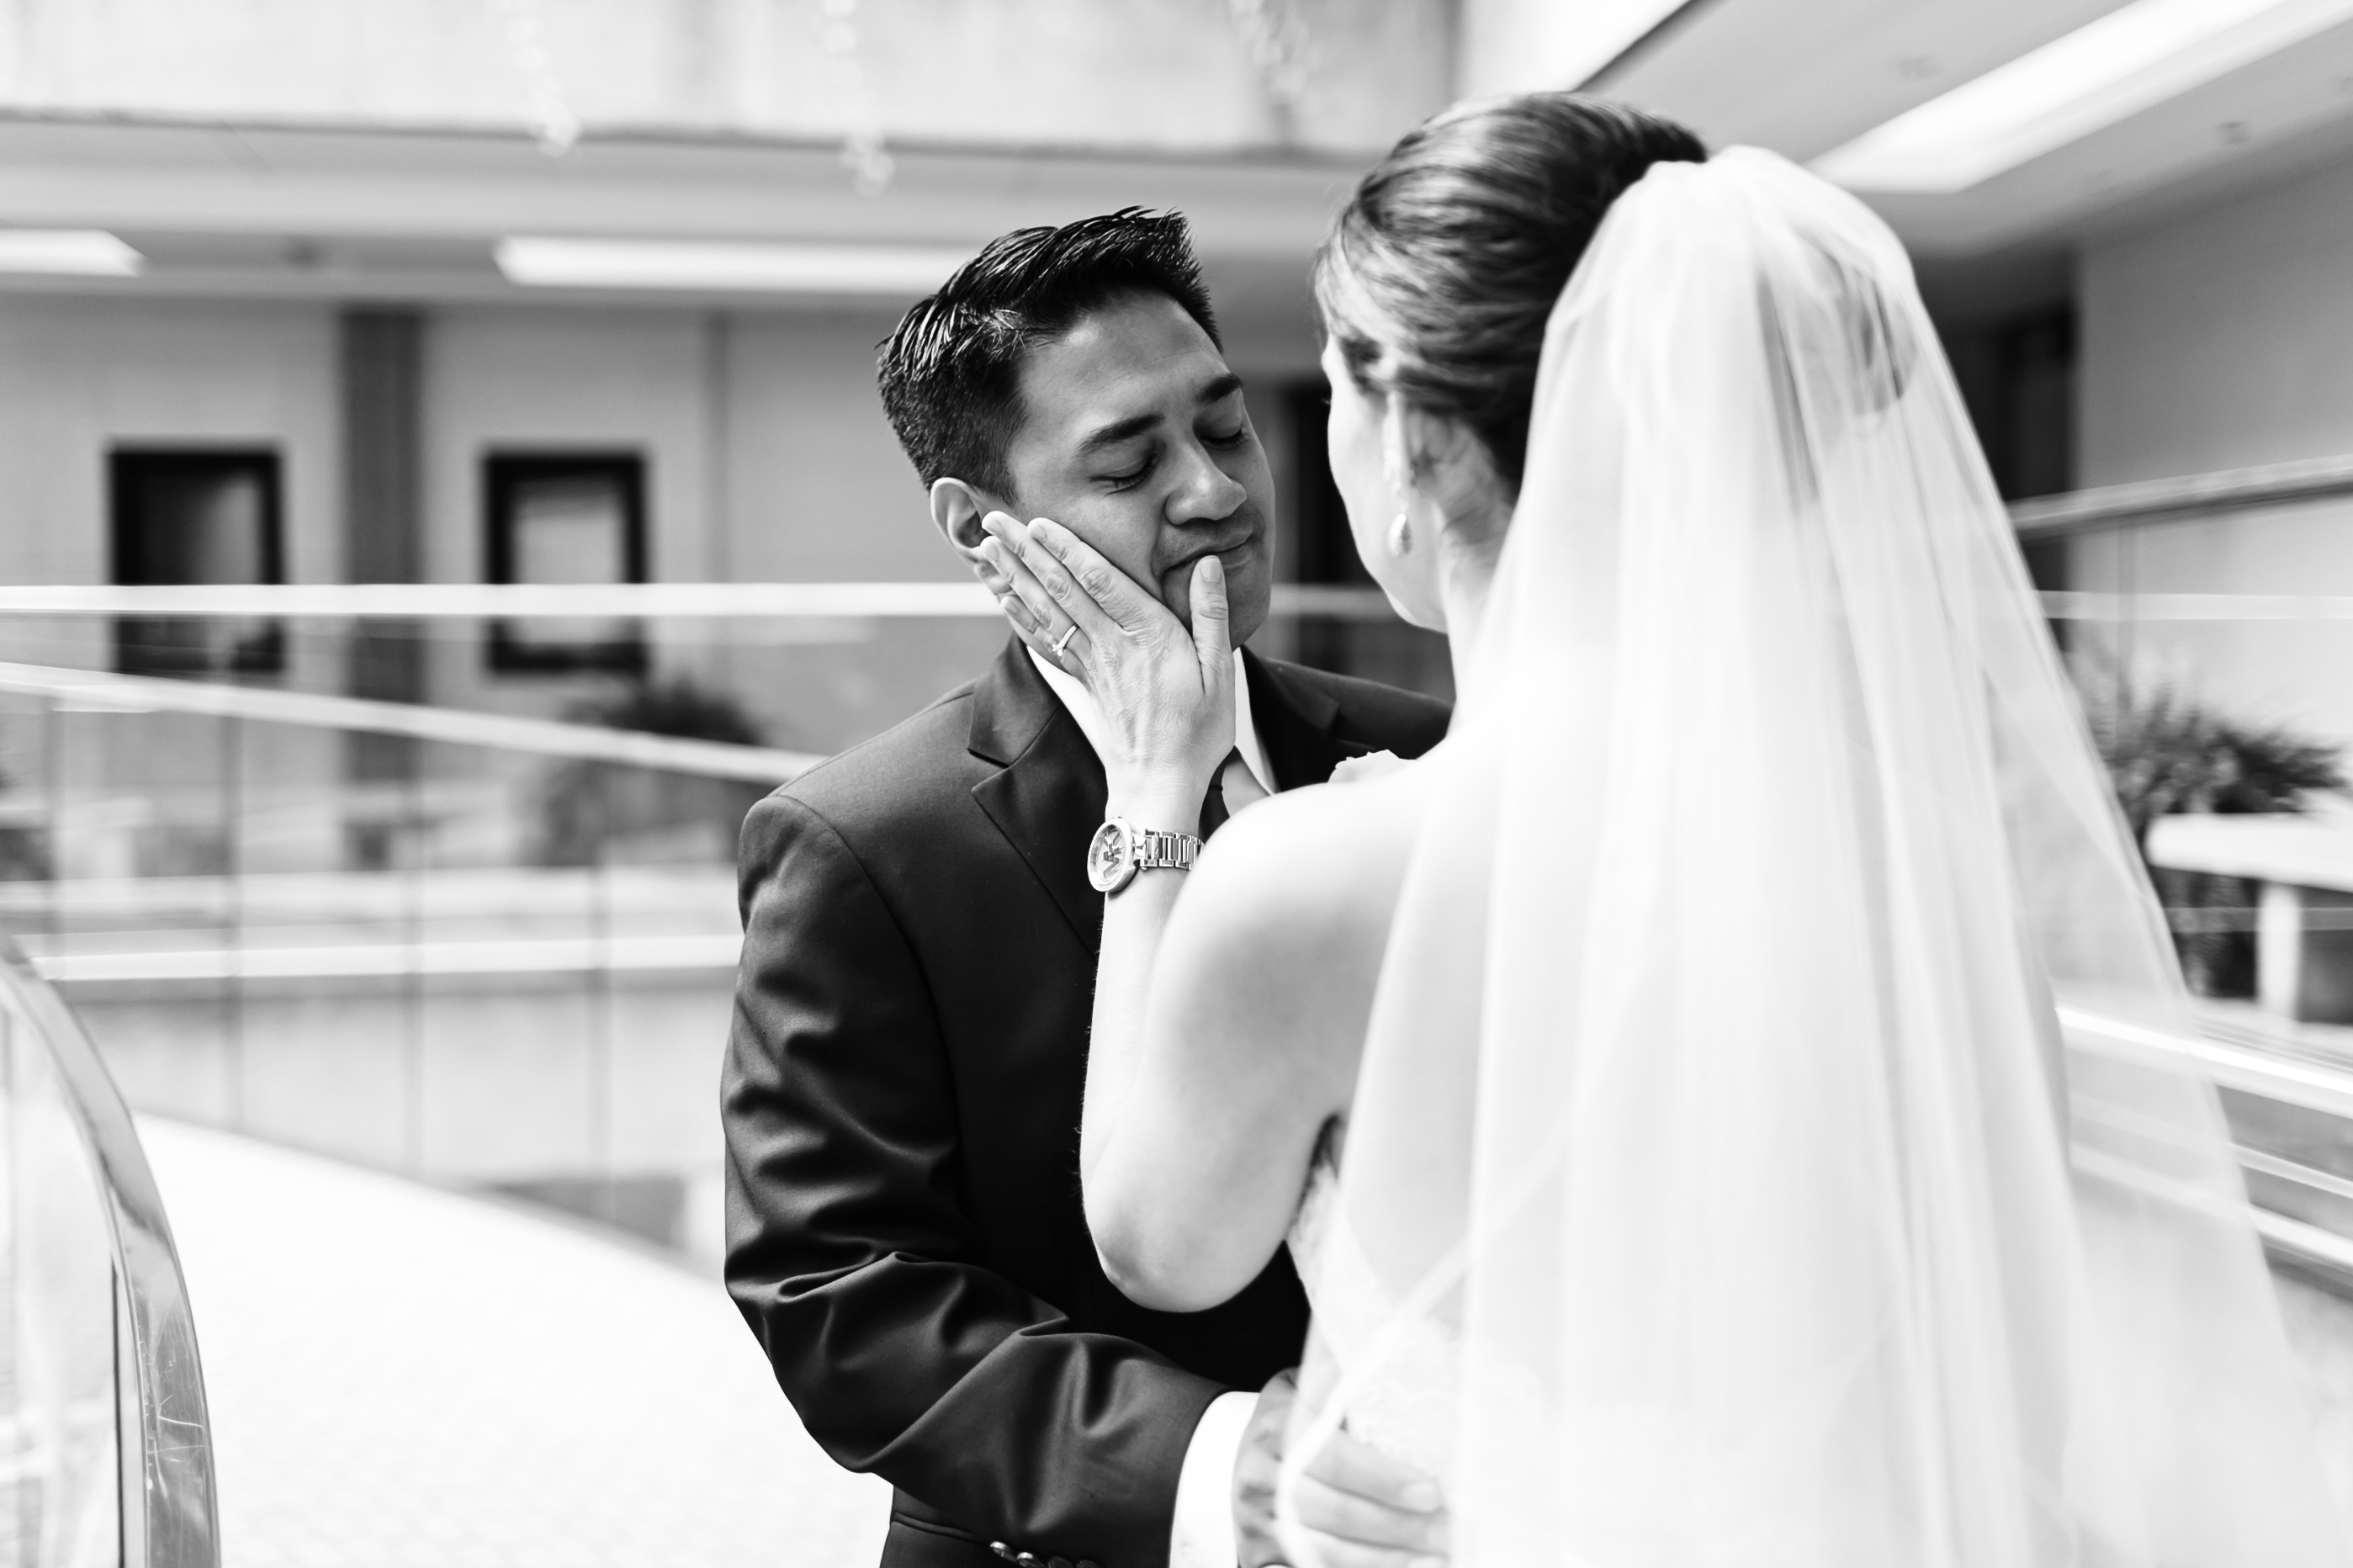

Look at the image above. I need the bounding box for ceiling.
[1593,0,2353,312]
[0,116,1364,362]
[14,1,2353,336]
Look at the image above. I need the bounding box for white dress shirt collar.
[1028,646,1275,797]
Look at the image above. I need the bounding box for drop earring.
[1387,509,1414,556]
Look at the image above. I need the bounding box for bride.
[979,93,2349,1565]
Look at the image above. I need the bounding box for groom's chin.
[1162,551,1271,642]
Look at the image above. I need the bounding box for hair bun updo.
[1317,93,1706,497]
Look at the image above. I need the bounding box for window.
[484,452,648,674]
[109,448,285,676]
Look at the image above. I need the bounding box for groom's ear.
[929,477,1004,563]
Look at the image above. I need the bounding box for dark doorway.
[109,448,285,677]
[483,452,649,675]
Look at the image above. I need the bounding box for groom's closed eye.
[1078,373,1253,482]
[1098,447,1156,492]
[1096,422,1249,493]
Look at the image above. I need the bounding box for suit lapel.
[969,637,1107,951]
[1245,649,1369,792]
[966,642,1370,953]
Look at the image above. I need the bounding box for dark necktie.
[1198,746,1245,837]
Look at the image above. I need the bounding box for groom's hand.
[1232,1370,1297,1568]
[1234,1370,1449,1568]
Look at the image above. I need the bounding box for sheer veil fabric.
[1282,147,2348,1565]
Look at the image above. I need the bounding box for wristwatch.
[1085,817,1201,895]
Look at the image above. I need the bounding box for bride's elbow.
[1086,1196,1228,1313]
[1094,1242,1227,1313]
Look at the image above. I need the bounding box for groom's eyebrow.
[1198,372,1245,406]
[1074,373,1248,457]
[1077,412,1162,456]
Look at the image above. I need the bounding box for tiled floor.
[144,1115,2353,1565]
[140,1118,890,1568]
[2281,1270,2353,1524]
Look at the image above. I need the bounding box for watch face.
[1086,819,1133,894]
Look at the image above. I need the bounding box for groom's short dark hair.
[877,209,1220,499]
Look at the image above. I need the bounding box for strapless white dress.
[1285,1135,1459,1482]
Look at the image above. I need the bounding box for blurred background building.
[17,2,2353,1564]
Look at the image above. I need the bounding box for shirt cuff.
[1169,1390,1258,1568]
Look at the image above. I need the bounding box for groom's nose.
[1164,440,1248,526]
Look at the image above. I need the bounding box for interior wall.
[712,305,1003,753]
[0,295,340,593]
[2081,156,2353,485]
[0,283,1331,755]
[2071,153,2353,750]
[0,294,342,718]
[419,304,718,727]
[720,306,935,585]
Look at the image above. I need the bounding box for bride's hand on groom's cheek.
[971,516,1074,674]
[976,511,1235,824]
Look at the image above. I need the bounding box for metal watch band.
[1087,816,1203,894]
[1133,829,1200,872]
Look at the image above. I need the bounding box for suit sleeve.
[722,792,1222,1567]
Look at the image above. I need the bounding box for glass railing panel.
[2018,459,2353,1284]
[0,588,1426,1264]
[0,980,119,1568]
[0,936,215,1568]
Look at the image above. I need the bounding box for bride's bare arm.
[972,514,1242,1259]
[1100,782,1411,1308]
[975,511,1407,1309]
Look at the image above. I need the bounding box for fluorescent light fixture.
[1815,0,2353,193]
[1464,0,1690,93]
[0,230,142,277]
[496,236,970,294]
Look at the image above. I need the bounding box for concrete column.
[2260,882,2353,1025]
[340,307,424,781]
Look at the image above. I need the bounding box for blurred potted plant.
[2075,659,2346,996]
[537,676,775,866]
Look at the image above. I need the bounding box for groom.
[723,210,1449,1568]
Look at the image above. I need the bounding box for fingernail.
[1402,1481,1441,1511]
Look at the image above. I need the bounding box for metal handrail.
[0,935,218,1565]
[0,580,1404,621]
[0,660,821,783]
[2011,452,2353,542]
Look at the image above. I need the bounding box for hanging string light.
[486,0,582,156]
[1228,0,1310,119]
[820,0,896,196]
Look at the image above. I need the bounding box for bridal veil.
[1289,147,2348,1564]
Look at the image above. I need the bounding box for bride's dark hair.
[1316,93,1705,496]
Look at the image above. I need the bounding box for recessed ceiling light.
[1815,0,2353,193]
[0,230,143,277]
[495,237,971,294]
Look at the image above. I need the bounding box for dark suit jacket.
[723,637,1449,1568]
